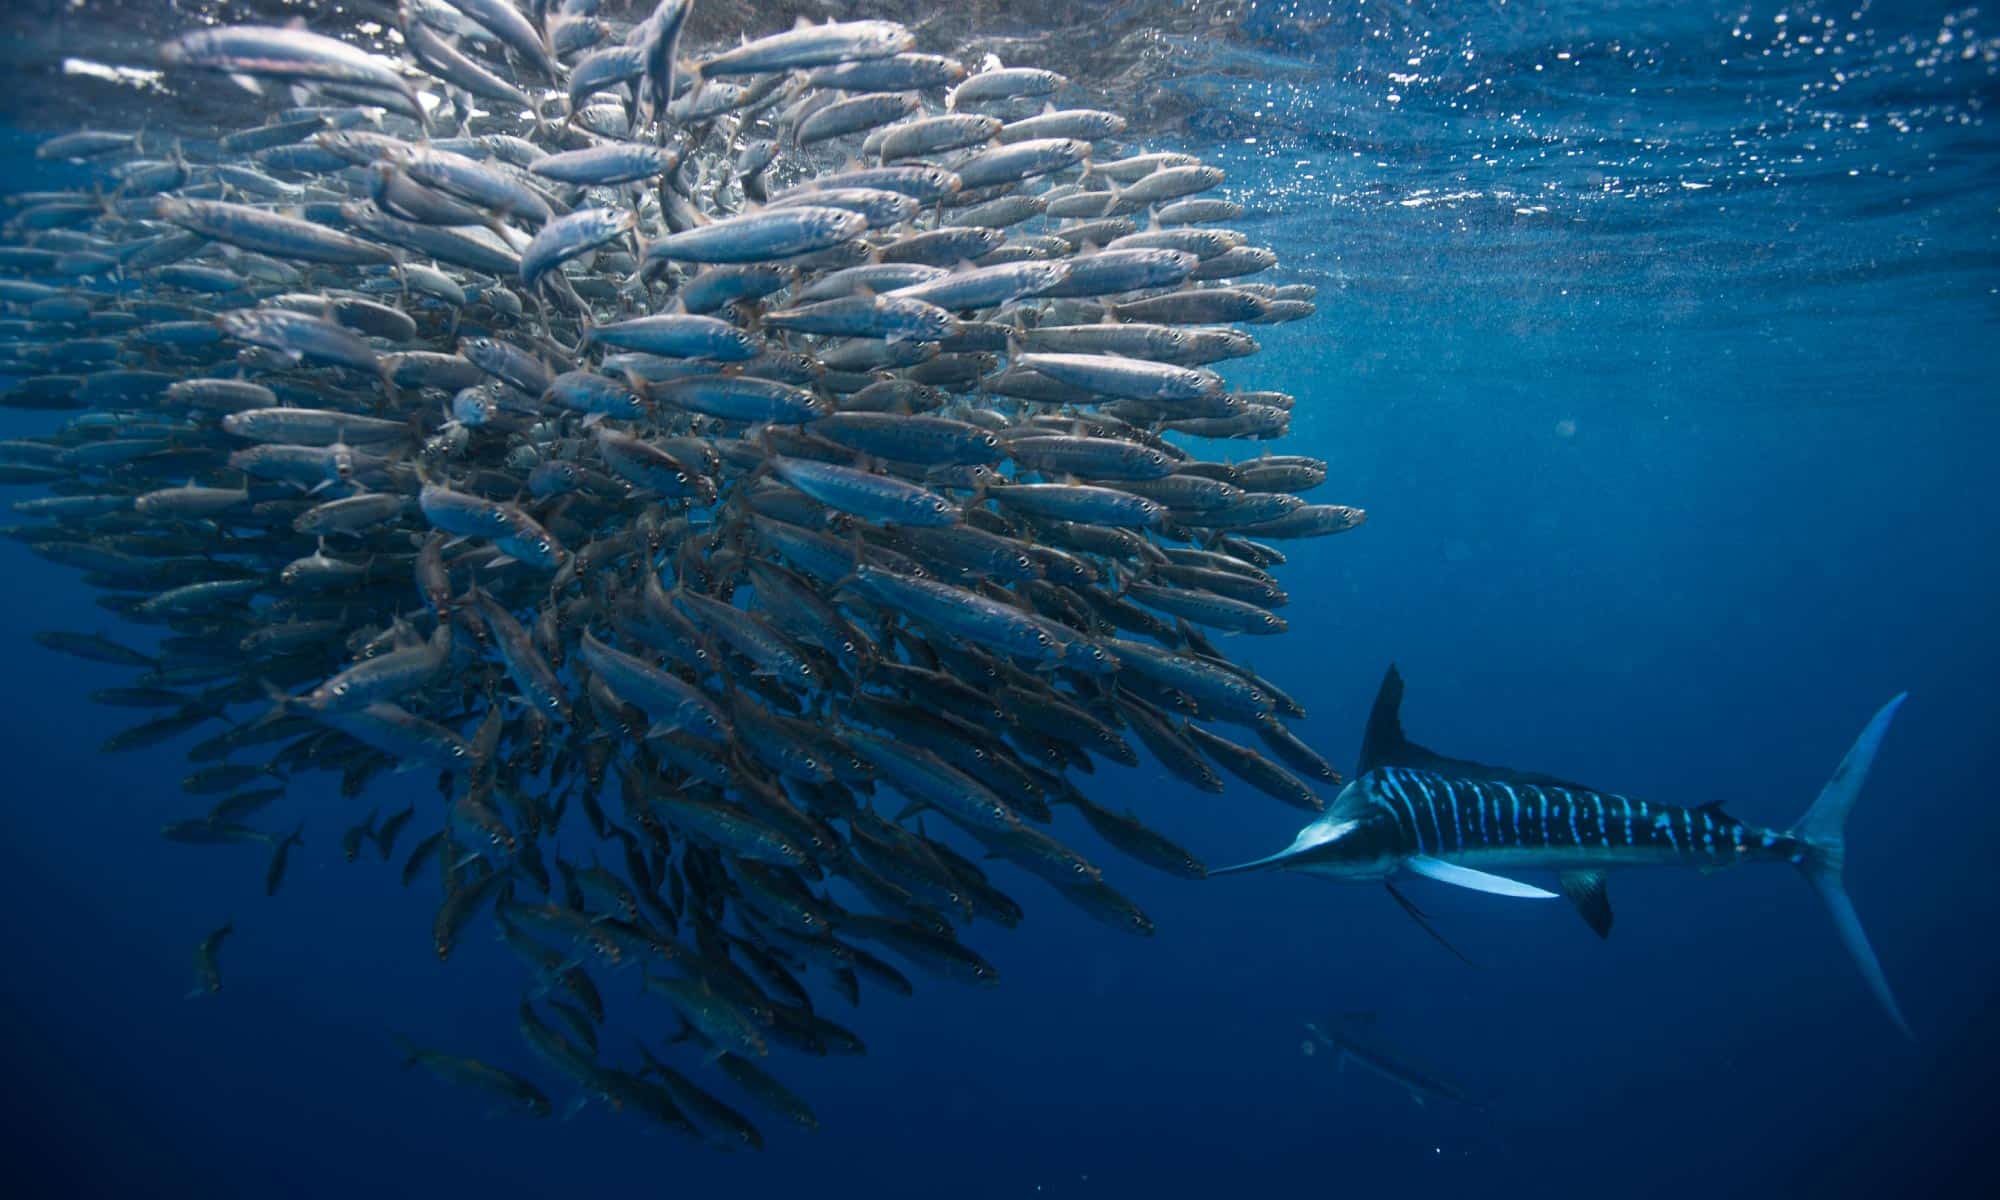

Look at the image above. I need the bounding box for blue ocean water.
[1,1,1996,1196]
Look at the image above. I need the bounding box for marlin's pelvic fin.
[1385,881,1479,967]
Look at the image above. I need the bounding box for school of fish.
[0,2,1363,1142]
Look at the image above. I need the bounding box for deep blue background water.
[2,2,1997,1196]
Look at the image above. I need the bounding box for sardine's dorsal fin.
[1404,855,1557,899]
[1356,664,1599,790]
[1558,870,1613,938]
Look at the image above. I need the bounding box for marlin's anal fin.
[1405,855,1558,899]
[1559,870,1614,937]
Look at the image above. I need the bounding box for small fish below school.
[189,922,232,998]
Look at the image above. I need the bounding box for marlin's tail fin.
[1789,693,1912,1039]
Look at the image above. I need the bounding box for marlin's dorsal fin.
[1357,665,1600,790]
[1355,664,1417,776]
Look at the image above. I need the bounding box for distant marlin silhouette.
[1215,667,1913,1036]
[1304,1015,1483,1110]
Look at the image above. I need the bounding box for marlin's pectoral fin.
[1404,856,1558,899]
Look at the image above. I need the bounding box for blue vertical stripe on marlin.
[1214,666,1913,1037]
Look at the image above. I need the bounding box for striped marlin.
[1214,666,1913,1036]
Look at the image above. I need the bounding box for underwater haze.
[2,1,1997,1197]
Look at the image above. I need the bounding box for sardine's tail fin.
[1788,692,1913,1039]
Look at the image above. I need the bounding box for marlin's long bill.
[1216,667,1914,1037]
